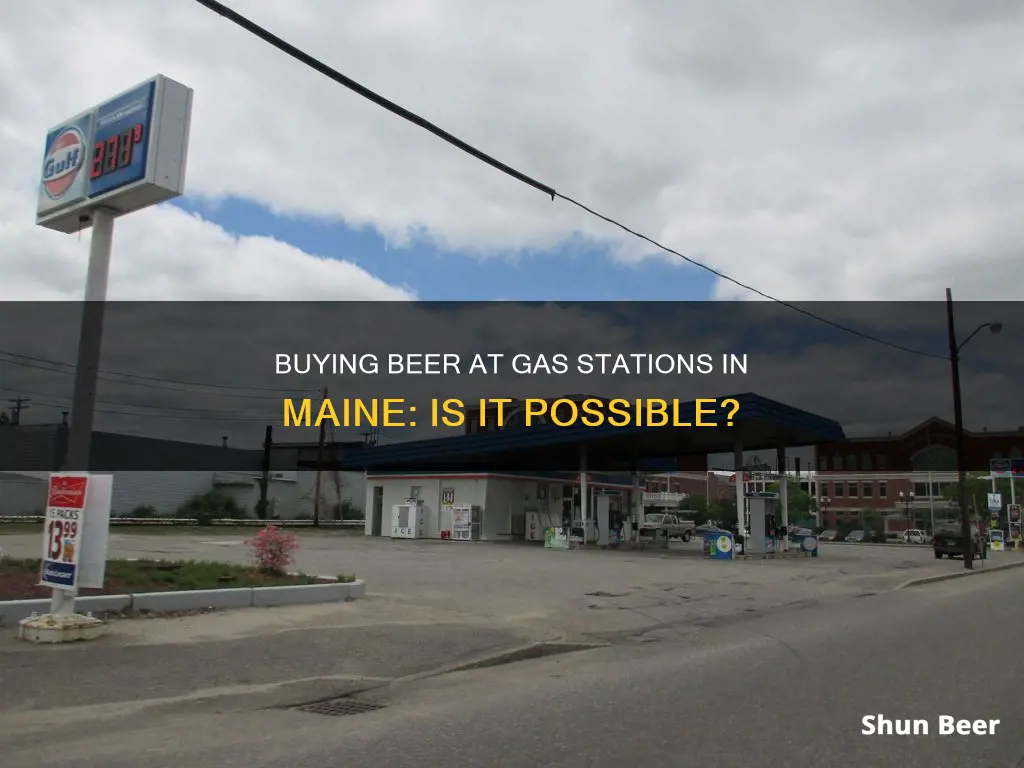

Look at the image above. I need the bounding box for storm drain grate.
[295,697,387,717]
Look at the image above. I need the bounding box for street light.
[818,496,831,529]
[898,490,915,532]
[946,288,1002,570]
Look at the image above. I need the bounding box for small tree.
[245,524,298,574]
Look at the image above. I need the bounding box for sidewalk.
[0,595,536,719]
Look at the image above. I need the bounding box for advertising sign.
[36,75,192,234]
[990,458,1012,477]
[452,503,472,541]
[1010,522,1021,541]
[40,474,89,589]
[703,531,734,559]
[1008,504,1020,524]
[544,527,570,550]
[987,493,1003,512]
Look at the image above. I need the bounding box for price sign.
[40,474,89,590]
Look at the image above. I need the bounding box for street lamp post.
[898,490,916,532]
[818,496,831,530]
[945,288,1002,570]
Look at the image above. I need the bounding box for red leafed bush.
[245,524,298,574]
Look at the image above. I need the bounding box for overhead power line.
[25,399,278,422]
[192,0,947,362]
[0,349,313,398]
[0,384,277,419]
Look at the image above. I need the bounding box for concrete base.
[18,613,108,644]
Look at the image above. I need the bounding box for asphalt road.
[2,567,1021,767]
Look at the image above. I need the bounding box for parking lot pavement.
[0,531,1002,641]
[2,531,1018,724]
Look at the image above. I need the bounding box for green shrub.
[176,491,246,526]
[130,504,158,518]
[334,500,365,521]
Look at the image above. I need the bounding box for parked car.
[932,525,987,559]
[846,530,866,542]
[641,513,695,542]
[818,529,838,541]
[902,528,928,545]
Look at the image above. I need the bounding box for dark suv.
[932,525,987,560]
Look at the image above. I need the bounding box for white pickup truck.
[640,513,696,542]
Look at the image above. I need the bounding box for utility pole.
[312,387,327,528]
[8,397,30,425]
[946,288,973,570]
[258,425,273,520]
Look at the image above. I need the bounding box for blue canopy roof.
[326,393,843,473]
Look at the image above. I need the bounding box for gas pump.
[595,494,609,546]
[744,492,779,555]
[608,495,624,545]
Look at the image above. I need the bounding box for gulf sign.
[990,458,1024,477]
[42,127,85,199]
[37,112,93,217]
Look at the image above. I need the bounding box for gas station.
[331,393,844,558]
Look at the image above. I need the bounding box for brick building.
[810,418,1024,532]
[643,471,736,501]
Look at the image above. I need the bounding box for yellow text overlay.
[281,397,741,428]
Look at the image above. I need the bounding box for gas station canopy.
[328,393,844,473]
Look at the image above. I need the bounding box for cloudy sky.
[2,0,1023,305]
[1,1,1022,453]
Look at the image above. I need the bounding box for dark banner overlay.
[0,301,1019,471]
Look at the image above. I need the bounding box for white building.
[363,471,637,541]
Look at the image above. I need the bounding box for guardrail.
[0,516,364,528]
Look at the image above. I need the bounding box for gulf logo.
[42,127,85,200]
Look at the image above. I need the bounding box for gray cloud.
[1,1,1023,300]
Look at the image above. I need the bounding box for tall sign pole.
[35,75,193,618]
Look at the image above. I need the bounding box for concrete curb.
[0,579,366,626]
[896,560,1024,590]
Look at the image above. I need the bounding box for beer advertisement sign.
[40,473,89,590]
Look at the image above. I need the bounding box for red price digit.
[133,123,144,143]
[89,141,105,179]
[68,522,78,539]
[46,520,64,560]
[117,129,134,168]
[103,136,119,173]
